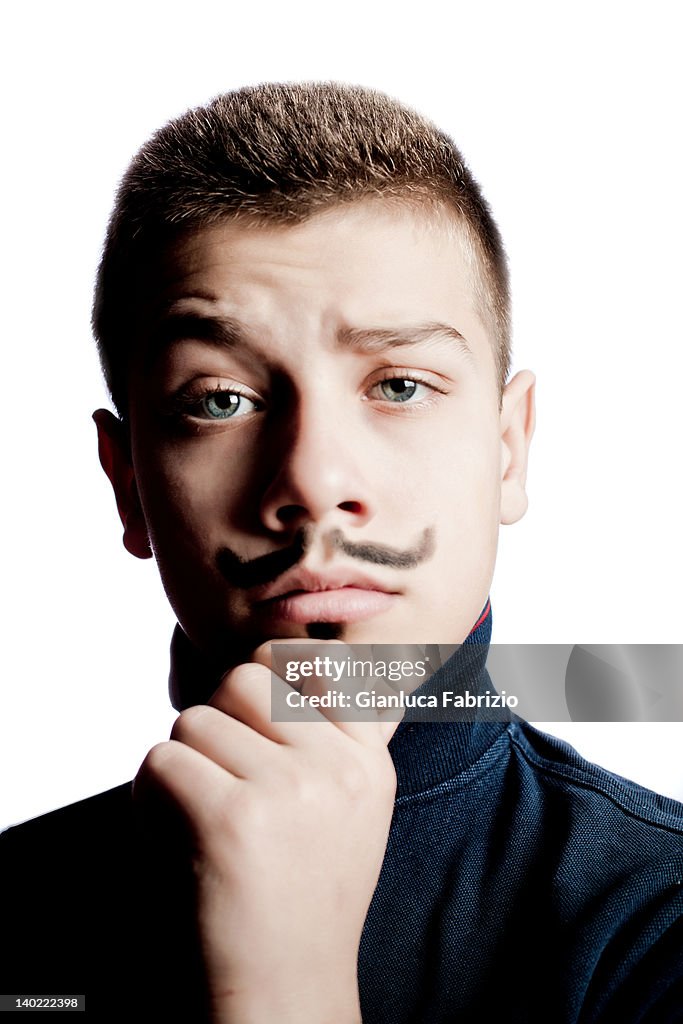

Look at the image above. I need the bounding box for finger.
[298,677,403,747]
[170,704,277,779]
[339,674,405,746]
[236,641,403,749]
[134,739,241,836]
[250,637,347,673]
[208,660,340,748]
[262,640,404,748]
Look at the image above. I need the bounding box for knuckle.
[249,640,274,668]
[338,761,369,798]
[170,704,209,743]
[272,757,327,807]
[294,776,324,806]
[212,790,268,847]
[136,741,177,788]
[234,661,269,689]
[214,662,268,706]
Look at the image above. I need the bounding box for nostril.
[339,501,363,514]
[276,504,307,525]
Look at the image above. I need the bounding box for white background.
[1,0,682,830]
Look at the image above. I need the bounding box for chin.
[308,616,422,647]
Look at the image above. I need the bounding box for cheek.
[413,438,501,603]
[420,454,499,621]
[133,438,255,548]
[413,417,501,525]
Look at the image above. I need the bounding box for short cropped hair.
[93,82,510,415]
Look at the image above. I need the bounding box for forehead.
[141,200,496,376]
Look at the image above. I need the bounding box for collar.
[388,599,509,797]
[168,599,503,798]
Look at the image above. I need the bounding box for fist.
[134,640,399,1023]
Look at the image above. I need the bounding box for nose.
[259,397,376,535]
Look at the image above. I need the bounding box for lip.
[254,567,399,624]
[255,566,394,600]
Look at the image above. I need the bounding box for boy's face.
[96,201,534,665]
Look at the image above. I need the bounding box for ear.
[499,370,536,526]
[92,409,153,559]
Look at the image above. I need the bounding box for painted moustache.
[216,525,435,589]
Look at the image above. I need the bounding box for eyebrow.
[146,309,473,365]
[337,322,472,359]
[146,312,248,365]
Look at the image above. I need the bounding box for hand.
[134,640,400,1023]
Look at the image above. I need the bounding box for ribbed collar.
[168,600,505,799]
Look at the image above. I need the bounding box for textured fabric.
[2,612,683,1021]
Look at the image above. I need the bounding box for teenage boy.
[2,83,682,1023]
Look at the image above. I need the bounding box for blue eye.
[199,391,257,419]
[377,378,426,403]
